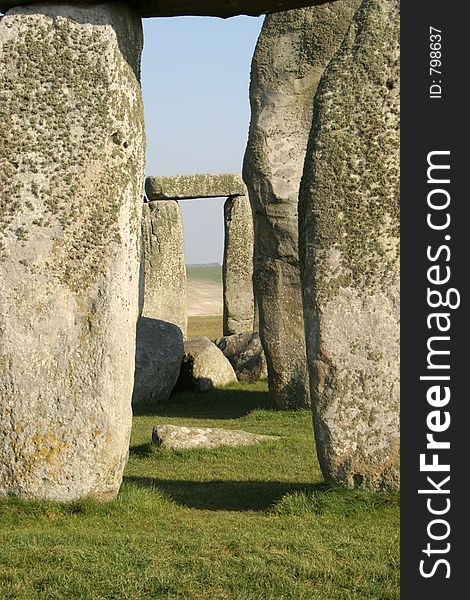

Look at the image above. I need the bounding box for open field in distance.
[186,264,223,317]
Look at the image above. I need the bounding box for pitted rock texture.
[152,424,279,450]
[132,318,184,405]
[223,195,254,335]
[299,0,400,490]
[142,201,188,337]
[0,4,145,501]
[145,173,245,201]
[176,336,237,392]
[0,1,335,19]
[215,332,267,382]
[243,1,360,410]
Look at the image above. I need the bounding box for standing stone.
[0,4,145,501]
[243,2,360,409]
[299,0,400,489]
[223,195,254,336]
[142,201,188,337]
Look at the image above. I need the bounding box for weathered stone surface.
[215,332,267,382]
[223,195,254,335]
[0,1,336,19]
[0,4,145,501]
[177,336,237,392]
[145,173,245,201]
[299,0,400,489]
[132,318,184,405]
[243,1,359,410]
[142,201,188,337]
[152,424,279,450]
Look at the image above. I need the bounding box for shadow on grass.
[123,476,325,512]
[128,443,155,458]
[132,385,273,420]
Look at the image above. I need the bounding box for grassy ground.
[187,314,223,340]
[186,264,222,285]
[0,381,399,599]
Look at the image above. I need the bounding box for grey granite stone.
[0,3,145,501]
[243,1,360,409]
[152,424,280,450]
[223,195,254,336]
[146,173,245,201]
[299,0,400,489]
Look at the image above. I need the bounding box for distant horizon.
[186,262,221,266]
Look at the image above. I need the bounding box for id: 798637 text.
[429,26,442,99]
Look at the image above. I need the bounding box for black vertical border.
[401,1,468,597]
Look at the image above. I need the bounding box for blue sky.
[142,16,263,264]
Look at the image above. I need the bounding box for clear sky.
[141,16,263,264]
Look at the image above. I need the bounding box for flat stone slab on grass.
[0,1,329,19]
[145,173,245,201]
[152,424,280,450]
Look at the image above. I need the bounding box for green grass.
[186,264,222,285]
[0,381,400,599]
[187,314,223,340]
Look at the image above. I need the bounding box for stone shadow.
[131,386,272,420]
[123,476,325,512]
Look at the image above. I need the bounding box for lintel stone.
[0,1,336,19]
[145,173,245,201]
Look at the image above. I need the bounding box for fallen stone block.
[215,332,267,382]
[176,336,237,392]
[132,318,184,405]
[152,424,280,450]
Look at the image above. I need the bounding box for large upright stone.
[0,4,145,501]
[243,2,360,409]
[142,201,188,337]
[223,195,254,335]
[299,0,400,489]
